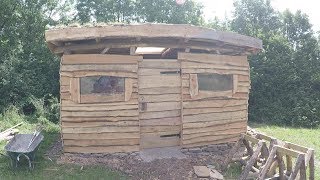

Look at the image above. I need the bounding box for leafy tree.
[232,0,320,127]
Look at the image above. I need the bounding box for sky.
[197,0,320,31]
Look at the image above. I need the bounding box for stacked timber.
[179,52,250,148]
[59,54,141,153]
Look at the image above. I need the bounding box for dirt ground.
[46,137,234,180]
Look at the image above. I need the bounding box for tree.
[232,0,320,127]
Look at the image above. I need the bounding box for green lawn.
[0,106,126,180]
[0,125,125,180]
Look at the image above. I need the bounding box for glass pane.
[198,73,233,91]
[80,76,125,95]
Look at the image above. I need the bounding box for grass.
[0,106,126,180]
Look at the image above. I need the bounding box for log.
[288,154,305,180]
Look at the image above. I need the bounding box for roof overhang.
[45,24,263,56]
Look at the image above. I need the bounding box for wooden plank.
[183,118,246,129]
[139,60,180,69]
[60,85,70,93]
[142,102,181,112]
[140,135,179,149]
[138,68,180,76]
[61,92,71,100]
[61,104,138,111]
[182,68,249,76]
[183,134,239,145]
[61,109,139,117]
[183,110,247,123]
[140,125,181,133]
[80,93,125,103]
[139,87,181,95]
[189,74,199,98]
[183,121,246,135]
[70,78,80,103]
[60,76,70,86]
[140,110,180,120]
[237,86,250,93]
[233,75,238,94]
[61,116,138,122]
[182,136,240,148]
[61,121,139,128]
[275,145,301,157]
[139,75,180,88]
[62,126,139,134]
[179,53,248,67]
[238,75,250,82]
[61,64,138,72]
[139,94,181,102]
[140,117,181,126]
[61,98,138,107]
[63,132,139,140]
[183,99,247,108]
[181,61,249,71]
[62,54,141,64]
[64,138,139,146]
[125,78,133,101]
[63,71,138,78]
[64,145,139,153]
[183,126,246,140]
[183,105,247,115]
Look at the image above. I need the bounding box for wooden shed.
[45,24,262,154]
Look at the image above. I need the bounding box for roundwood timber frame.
[45,24,263,154]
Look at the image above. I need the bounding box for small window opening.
[198,73,233,92]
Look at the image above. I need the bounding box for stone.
[205,146,219,152]
[180,148,189,153]
[193,166,210,178]
[218,144,229,151]
[189,147,202,153]
[210,169,224,180]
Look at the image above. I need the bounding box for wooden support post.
[276,152,285,180]
[243,138,253,156]
[239,141,264,180]
[288,154,305,180]
[308,151,315,180]
[267,158,278,177]
[259,146,278,180]
[286,155,293,176]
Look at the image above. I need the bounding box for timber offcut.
[45,23,262,154]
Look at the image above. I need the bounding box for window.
[80,76,125,103]
[198,73,233,92]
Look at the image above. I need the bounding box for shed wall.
[179,53,249,148]
[59,54,141,153]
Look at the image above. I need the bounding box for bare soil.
[46,136,233,180]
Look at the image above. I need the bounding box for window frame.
[189,73,238,98]
[70,74,133,104]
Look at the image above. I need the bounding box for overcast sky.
[197,0,320,31]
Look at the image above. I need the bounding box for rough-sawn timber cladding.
[179,53,250,148]
[60,54,140,153]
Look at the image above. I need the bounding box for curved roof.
[45,24,262,55]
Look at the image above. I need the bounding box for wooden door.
[138,59,182,149]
